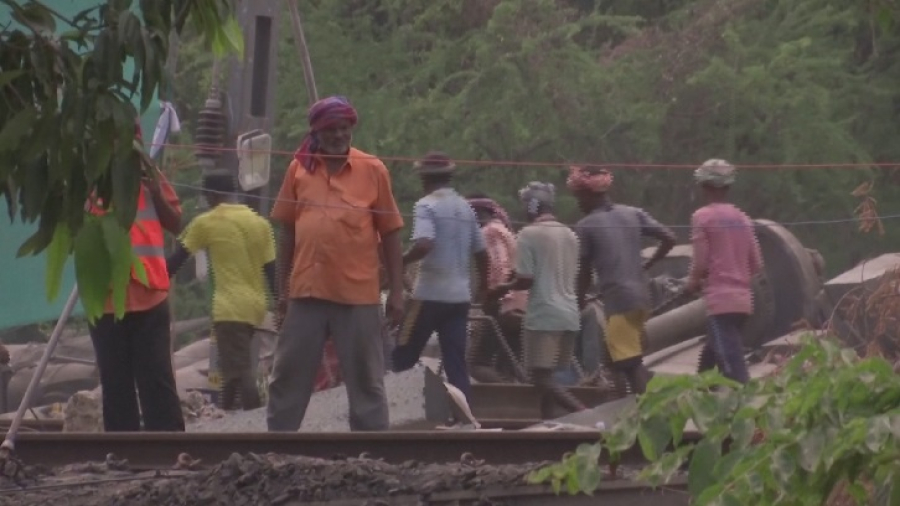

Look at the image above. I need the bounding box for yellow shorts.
[604,310,648,363]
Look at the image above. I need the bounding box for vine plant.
[529,336,900,504]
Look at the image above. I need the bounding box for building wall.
[0,2,160,329]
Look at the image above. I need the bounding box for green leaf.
[110,150,142,229]
[74,217,112,322]
[695,482,725,506]
[669,411,688,446]
[688,439,721,497]
[45,223,72,301]
[688,393,721,433]
[86,120,116,180]
[865,416,890,453]
[799,429,825,472]
[9,1,56,33]
[730,416,755,451]
[213,15,244,58]
[16,225,53,257]
[771,447,796,487]
[100,215,133,319]
[131,251,148,286]
[637,415,671,461]
[0,107,39,152]
[574,459,601,495]
[888,478,900,506]
[565,470,579,495]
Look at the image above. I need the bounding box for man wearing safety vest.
[86,122,185,432]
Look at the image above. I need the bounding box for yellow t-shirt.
[180,203,276,326]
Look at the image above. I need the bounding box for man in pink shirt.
[684,159,764,384]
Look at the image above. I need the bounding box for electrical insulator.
[194,85,228,174]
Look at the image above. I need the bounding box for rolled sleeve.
[270,161,300,225]
[411,201,435,241]
[372,163,404,235]
[179,215,207,255]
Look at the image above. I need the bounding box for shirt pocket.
[337,194,373,231]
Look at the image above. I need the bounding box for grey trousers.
[266,298,389,431]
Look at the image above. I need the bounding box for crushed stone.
[188,363,430,433]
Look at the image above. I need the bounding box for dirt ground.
[0,452,627,506]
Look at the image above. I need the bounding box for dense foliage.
[277,0,900,273]
[529,337,900,504]
[0,0,241,321]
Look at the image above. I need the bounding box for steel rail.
[12,431,702,468]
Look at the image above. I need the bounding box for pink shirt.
[689,203,763,315]
[483,220,517,289]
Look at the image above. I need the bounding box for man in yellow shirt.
[167,175,277,411]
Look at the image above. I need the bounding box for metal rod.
[286,0,319,104]
[1,286,79,455]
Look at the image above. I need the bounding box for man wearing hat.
[392,152,490,400]
[568,166,676,395]
[685,159,763,384]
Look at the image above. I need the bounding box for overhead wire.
[168,180,896,231]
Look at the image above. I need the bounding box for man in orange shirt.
[87,124,185,432]
[267,96,405,432]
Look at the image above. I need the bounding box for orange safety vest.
[88,186,170,291]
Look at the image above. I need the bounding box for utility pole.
[287,0,319,105]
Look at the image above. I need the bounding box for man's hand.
[276,297,288,329]
[142,170,162,196]
[385,289,405,328]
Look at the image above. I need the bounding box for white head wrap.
[694,159,737,187]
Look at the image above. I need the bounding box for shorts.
[604,310,648,363]
[522,329,577,370]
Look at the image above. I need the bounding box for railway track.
[3,431,696,505]
[11,430,702,467]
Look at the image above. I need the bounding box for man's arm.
[166,217,205,278]
[276,226,295,300]
[264,261,277,301]
[270,162,301,302]
[403,201,435,266]
[494,234,534,294]
[639,210,676,271]
[148,168,182,235]
[748,223,764,277]
[261,218,279,302]
[470,214,490,298]
[165,242,193,278]
[575,225,593,309]
[371,164,406,300]
[687,213,709,291]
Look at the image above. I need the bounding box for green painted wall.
[0,1,159,329]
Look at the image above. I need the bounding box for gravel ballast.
[1,452,626,506]
[188,363,432,433]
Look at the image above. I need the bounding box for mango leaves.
[0,0,242,322]
[529,337,900,504]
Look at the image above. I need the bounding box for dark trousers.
[89,300,185,432]
[393,300,471,399]
[213,321,262,411]
[699,313,751,384]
